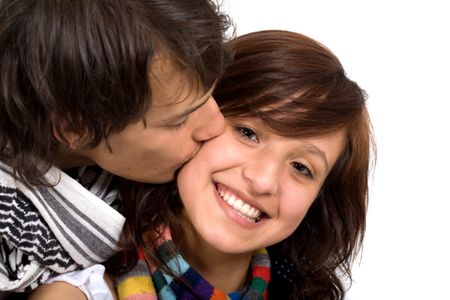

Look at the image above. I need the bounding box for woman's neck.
[176,222,253,294]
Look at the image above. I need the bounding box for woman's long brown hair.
[107,30,373,300]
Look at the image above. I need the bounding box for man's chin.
[131,170,175,184]
[148,172,175,184]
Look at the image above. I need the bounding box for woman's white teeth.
[241,203,250,214]
[233,199,243,210]
[219,190,262,222]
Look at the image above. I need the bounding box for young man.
[0,0,233,292]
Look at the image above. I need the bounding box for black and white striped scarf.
[0,161,125,292]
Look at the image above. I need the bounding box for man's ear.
[50,114,87,149]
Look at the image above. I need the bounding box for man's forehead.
[149,54,206,107]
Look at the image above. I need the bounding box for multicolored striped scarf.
[116,229,271,300]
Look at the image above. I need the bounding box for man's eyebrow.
[305,144,329,172]
[163,90,212,123]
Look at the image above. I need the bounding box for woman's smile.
[215,182,265,224]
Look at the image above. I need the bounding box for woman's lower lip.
[214,187,261,229]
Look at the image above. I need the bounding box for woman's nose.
[242,151,280,196]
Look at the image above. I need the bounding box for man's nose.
[192,96,225,142]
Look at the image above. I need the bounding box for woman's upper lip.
[215,182,268,216]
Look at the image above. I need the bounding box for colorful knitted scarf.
[116,229,271,300]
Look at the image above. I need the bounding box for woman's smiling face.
[177,117,346,255]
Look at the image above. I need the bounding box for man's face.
[78,56,225,183]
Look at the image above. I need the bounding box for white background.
[224,1,450,299]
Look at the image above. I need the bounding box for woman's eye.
[237,126,259,142]
[291,162,314,178]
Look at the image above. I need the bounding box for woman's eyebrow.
[304,144,329,172]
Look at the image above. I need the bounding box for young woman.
[109,30,373,300]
